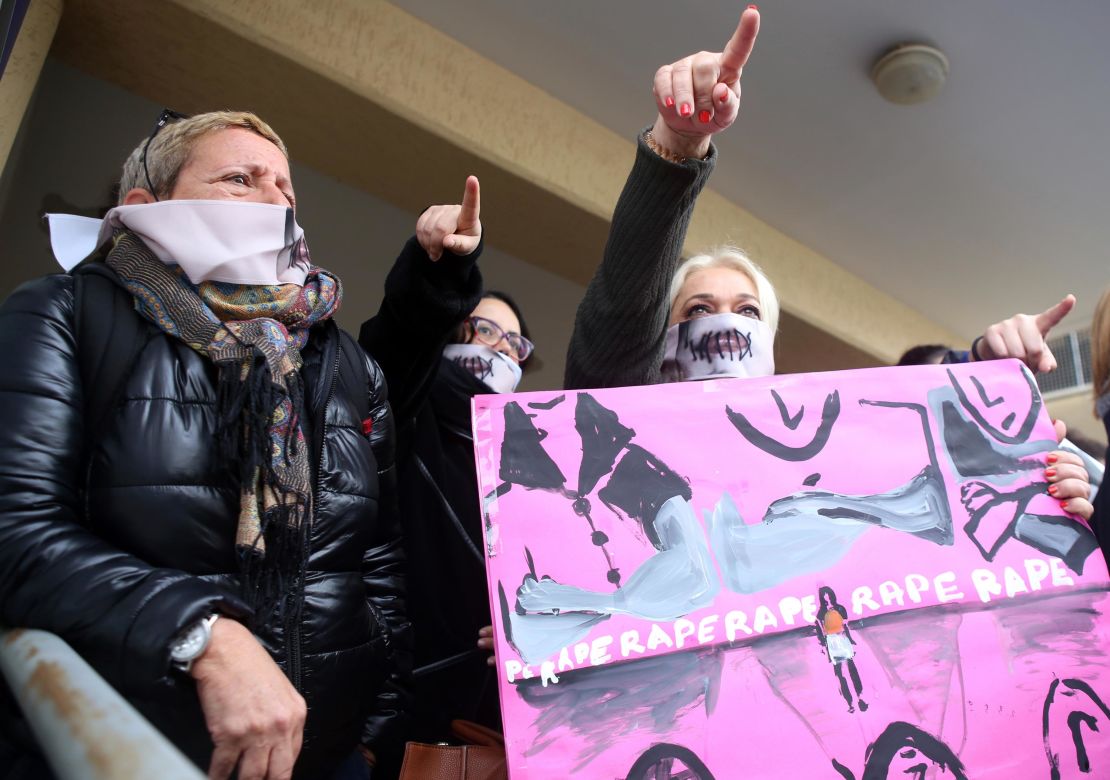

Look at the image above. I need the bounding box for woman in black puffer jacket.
[0,111,410,780]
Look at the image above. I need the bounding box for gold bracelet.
[644,130,688,164]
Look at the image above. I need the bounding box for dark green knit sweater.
[563,130,717,390]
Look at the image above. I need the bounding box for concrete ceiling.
[393,0,1110,341]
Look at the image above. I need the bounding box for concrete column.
[0,0,63,174]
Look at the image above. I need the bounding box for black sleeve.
[359,236,484,430]
[0,275,249,697]
[358,350,414,764]
[564,130,716,390]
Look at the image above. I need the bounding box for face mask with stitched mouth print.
[442,343,523,393]
[661,312,775,382]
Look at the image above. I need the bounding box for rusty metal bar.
[0,628,204,779]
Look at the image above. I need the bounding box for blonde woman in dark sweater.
[564,6,1093,522]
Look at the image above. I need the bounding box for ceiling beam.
[51,0,960,365]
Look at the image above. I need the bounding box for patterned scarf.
[106,231,342,625]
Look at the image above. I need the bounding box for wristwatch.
[169,613,220,674]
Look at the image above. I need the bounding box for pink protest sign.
[471,360,1110,779]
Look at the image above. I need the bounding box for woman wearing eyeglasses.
[359,181,532,746]
[443,293,533,392]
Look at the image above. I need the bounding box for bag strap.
[72,262,158,447]
[449,719,505,748]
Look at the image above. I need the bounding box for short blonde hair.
[668,246,780,335]
[1092,288,1110,411]
[118,111,288,203]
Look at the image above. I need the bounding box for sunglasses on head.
[141,108,190,200]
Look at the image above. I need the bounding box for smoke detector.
[871,43,949,105]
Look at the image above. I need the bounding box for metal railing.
[0,628,203,779]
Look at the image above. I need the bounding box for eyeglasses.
[467,316,534,361]
[141,108,189,201]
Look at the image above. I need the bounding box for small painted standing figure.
[816,586,868,714]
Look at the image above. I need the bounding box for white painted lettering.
[725,610,752,641]
[1024,558,1050,591]
[647,623,675,650]
[934,571,964,603]
[1003,566,1029,598]
[801,595,819,624]
[1050,558,1076,587]
[539,660,560,687]
[852,586,879,615]
[904,573,929,604]
[697,615,719,645]
[779,596,803,625]
[573,642,590,664]
[971,569,1002,603]
[590,635,614,666]
[620,630,645,658]
[674,618,696,649]
[878,580,906,607]
[753,605,778,633]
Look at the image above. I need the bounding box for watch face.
[172,625,206,661]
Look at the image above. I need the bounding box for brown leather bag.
[398,719,507,780]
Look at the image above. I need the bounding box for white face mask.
[45,200,312,286]
[661,312,775,382]
[442,344,523,394]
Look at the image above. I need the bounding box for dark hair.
[861,722,967,780]
[896,344,950,366]
[451,290,535,370]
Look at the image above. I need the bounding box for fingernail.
[1045,468,1057,478]
[698,109,711,123]
[719,92,730,104]
[1047,454,1059,464]
[665,96,675,108]
[1060,500,1070,510]
[679,103,693,117]
[1048,484,1058,495]
[748,4,758,9]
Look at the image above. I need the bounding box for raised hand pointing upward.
[416,175,482,261]
[650,5,761,161]
[972,294,1076,374]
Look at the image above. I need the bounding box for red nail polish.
[679,103,693,117]
[1048,484,1058,495]
[1045,468,1057,478]
[1060,500,1070,509]
[1047,454,1059,464]
[719,93,730,104]
[698,109,711,123]
[665,96,675,108]
[748,4,758,9]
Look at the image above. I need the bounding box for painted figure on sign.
[1043,678,1110,780]
[815,586,868,714]
[859,721,967,780]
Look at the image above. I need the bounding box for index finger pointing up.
[718,6,760,85]
[1035,294,1076,336]
[459,175,481,229]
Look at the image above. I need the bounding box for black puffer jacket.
[0,272,410,779]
